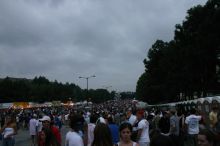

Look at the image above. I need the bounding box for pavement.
[0,125,70,146]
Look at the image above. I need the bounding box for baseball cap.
[40,116,51,122]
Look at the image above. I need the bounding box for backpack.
[131,120,141,142]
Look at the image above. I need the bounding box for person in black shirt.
[158,111,170,134]
[150,129,174,146]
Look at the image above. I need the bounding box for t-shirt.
[87,123,96,146]
[159,117,170,134]
[65,114,69,121]
[185,114,201,134]
[36,120,42,132]
[51,126,61,144]
[169,115,179,136]
[153,115,161,129]
[128,114,137,126]
[3,127,14,139]
[209,111,218,128]
[29,118,37,135]
[137,119,150,143]
[109,123,119,144]
[96,117,106,124]
[38,131,45,146]
[65,131,84,146]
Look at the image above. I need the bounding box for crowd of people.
[0,99,219,146]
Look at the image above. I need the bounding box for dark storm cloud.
[0,0,207,91]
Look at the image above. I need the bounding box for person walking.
[38,127,61,146]
[168,109,180,146]
[117,122,139,146]
[185,108,201,146]
[38,116,61,146]
[0,115,17,146]
[158,111,170,134]
[209,107,218,131]
[108,116,119,145]
[29,114,38,146]
[136,110,150,146]
[65,113,84,146]
[84,114,98,146]
[198,129,218,146]
[92,123,114,146]
[150,129,174,146]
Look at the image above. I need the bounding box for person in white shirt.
[29,114,38,146]
[83,114,98,146]
[136,110,150,146]
[0,115,17,146]
[36,118,42,133]
[185,108,201,146]
[127,109,138,141]
[64,114,69,125]
[127,110,137,126]
[65,113,84,146]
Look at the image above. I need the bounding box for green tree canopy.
[0,76,114,103]
[136,1,220,104]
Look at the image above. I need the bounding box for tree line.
[136,0,220,104]
[0,76,135,103]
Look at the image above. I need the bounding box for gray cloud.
[0,0,207,91]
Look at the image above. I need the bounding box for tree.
[137,1,220,104]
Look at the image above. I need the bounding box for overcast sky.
[0,0,207,92]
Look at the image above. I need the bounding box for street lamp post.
[79,75,96,102]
